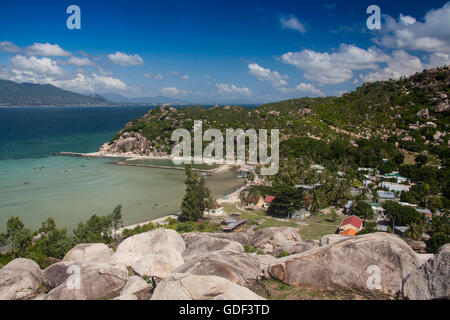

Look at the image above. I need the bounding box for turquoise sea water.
[0,106,242,232]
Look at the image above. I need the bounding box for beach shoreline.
[55,151,241,175]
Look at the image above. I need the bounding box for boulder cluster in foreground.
[0,227,448,300]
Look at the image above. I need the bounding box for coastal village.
[197,162,442,257]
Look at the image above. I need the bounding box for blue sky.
[0,0,449,103]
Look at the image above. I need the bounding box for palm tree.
[239,189,249,207]
[406,221,423,241]
[310,189,326,215]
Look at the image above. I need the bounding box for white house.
[204,203,225,217]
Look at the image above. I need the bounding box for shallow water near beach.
[0,106,243,232]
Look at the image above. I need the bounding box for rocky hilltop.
[1,228,448,300]
[98,66,450,157]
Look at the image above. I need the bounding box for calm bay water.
[0,106,242,232]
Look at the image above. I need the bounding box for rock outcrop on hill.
[182,231,253,247]
[120,276,152,298]
[182,236,244,262]
[174,250,267,285]
[0,258,42,300]
[111,228,185,267]
[402,244,450,300]
[132,251,184,278]
[268,233,421,295]
[1,228,448,300]
[150,273,265,300]
[63,243,113,264]
[273,242,318,257]
[44,262,128,300]
[99,132,151,155]
[251,227,303,254]
[320,234,350,246]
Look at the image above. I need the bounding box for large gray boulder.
[173,250,267,285]
[269,233,421,295]
[251,227,302,254]
[120,276,151,296]
[151,273,265,300]
[0,258,42,300]
[111,228,186,267]
[45,262,128,300]
[132,250,184,279]
[320,234,350,246]
[43,261,74,290]
[182,232,253,247]
[182,236,244,262]
[402,244,450,300]
[252,254,277,279]
[63,243,113,264]
[273,242,318,257]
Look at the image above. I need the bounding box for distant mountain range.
[0,79,110,106]
[101,93,188,105]
[0,79,261,106]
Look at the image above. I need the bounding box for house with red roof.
[204,201,225,217]
[338,215,363,235]
[263,195,276,209]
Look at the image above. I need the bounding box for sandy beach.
[113,213,180,236]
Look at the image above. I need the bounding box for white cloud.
[154,73,163,80]
[3,54,127,93]
[65,56,94,66]
[373,3,450,53]
[107,52,144,66]
[51,73,127,92]
[181,75,190,80]
[143,73,152,78]
[97,66,113,76]
[161,87,186,96]
[399,14,416,26]
[216,83,251,95]
[281,44,389,84]
[11,55,66,78]
[361,50,424,82]
[0,41,20,53]
[280,14,307,34]
[295,83,325,97]
[427,52,450,68]
[248,63,287,87]
[25,43,71,57]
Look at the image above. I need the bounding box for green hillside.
[104,66,449,165]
